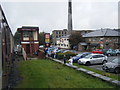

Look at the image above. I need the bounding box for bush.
[56,51,77,60]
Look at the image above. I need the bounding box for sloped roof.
[18,26,39,31]
[83,29,120,37]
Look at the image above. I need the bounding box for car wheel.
[102,66,108,72]
[114,67,120,74]
[116,53,119,56]
[102,66,105,70]
[102,60,107,64]
[85,62,91,66]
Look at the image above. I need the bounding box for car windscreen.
[112,58,120,64]
[76,53,83,57]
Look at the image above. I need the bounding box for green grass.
[73,63,119,80]
[17,59,117,88]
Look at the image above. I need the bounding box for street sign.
[45,33,50,47]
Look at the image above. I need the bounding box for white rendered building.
[56,35,70,49]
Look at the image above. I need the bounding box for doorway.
[26,44,30,54]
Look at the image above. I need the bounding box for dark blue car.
[72,52,92,63]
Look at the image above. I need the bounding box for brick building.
[18,26,39,56]
[79,29,120,51]
[52,29,93,46]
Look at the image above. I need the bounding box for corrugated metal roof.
[83,29,120,37]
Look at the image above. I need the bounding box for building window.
[56,35,58,38]
[56,31,58,34]
[93,38,97,42]
[23,32,30,37]
[89,38,91,41]
[65,32,66,34]
[113,37,116,41]
[59,31,61,34]
[61,44,63,46]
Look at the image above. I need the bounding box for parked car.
[58,49,65,53]
[63,50,71,53]
[47,48,54,56]
[102,58,120,74]
[69,50,78,54]
[92,49,103,54]
[72,52,92,63]
[104,49,117,56]
[78,54,108,66]
[115,49,120,56]
[102,49,109,55]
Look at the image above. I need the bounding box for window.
[23,31,30,37]
[97,55,104,58]
[56,35,58,38]
[89,38,91,41]
[56,31,58,34]
[93,55,104,58]
[65,32,66,34]
[93,38,97,42]
[59,31,61,34]
[113,37,116,41]
[92,55,98,58]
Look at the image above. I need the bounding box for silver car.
[102,58,120,74]
[78,54,108,66]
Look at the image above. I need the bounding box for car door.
[92,55,101,64]
[90,55,98,64]
[97,55,104,63]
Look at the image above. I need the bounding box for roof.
[53,29,94,32]
[18,26,39,31]
[90,53,105,56]
[83,29,120,37]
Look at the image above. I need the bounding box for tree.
[69,31,85,50]
[39,32,45,45]
[14,31,21,45]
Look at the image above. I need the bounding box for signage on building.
[45,33,50,47]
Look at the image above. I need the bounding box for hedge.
[56,51,77,60]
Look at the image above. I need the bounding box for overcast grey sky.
[0,0,118,35]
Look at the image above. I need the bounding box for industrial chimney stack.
[68,0,73,34]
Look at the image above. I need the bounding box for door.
[92,55,101,64]
[26,44,30,54]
